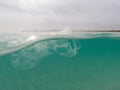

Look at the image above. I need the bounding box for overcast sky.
[0,0,120,31]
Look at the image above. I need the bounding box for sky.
[0,0,120,31]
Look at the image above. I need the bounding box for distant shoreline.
[80,30,120,32]
[22,30,120,32]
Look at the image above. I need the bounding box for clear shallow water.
[0,32,120,90]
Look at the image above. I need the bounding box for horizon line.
[21,30,120,32]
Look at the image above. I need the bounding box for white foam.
[53,39,81,57]
[11,41,53,70]
[10,39,81,70]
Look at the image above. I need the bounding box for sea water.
[0,31,120,90]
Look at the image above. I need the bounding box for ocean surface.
[0,31,120,90]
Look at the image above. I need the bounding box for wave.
[0,31,120,70]
[0,31,119,56]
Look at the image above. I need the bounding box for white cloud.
[0,0,120,31]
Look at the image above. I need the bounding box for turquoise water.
[0,32,120,90]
